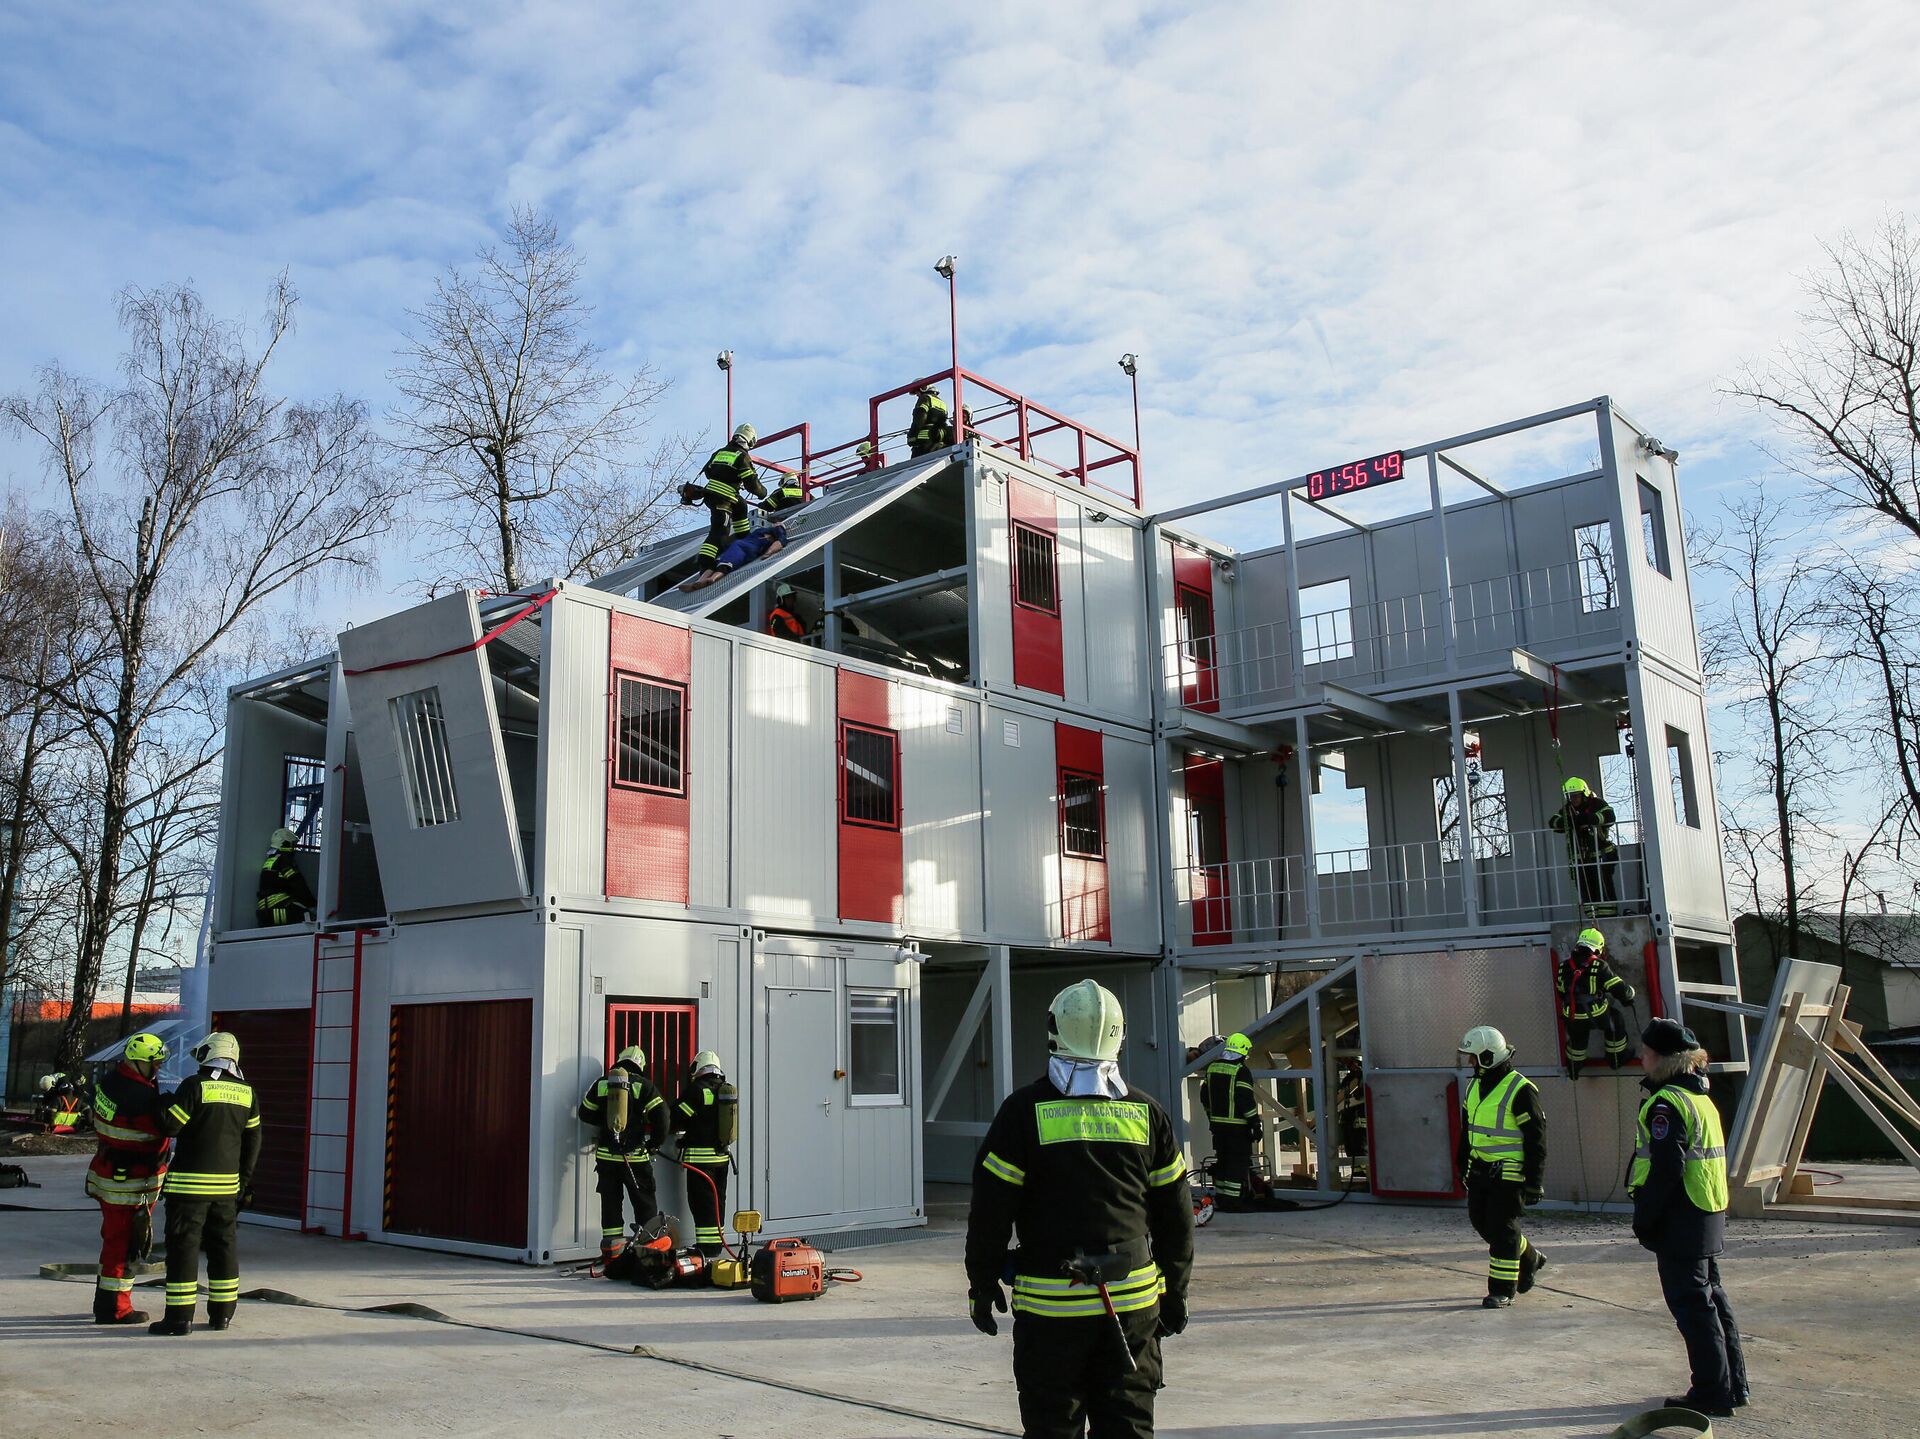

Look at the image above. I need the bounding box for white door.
[768,987,838,1221]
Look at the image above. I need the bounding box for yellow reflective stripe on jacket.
[164,1170,242,1196]
[166,1104,191,1126]
[980,1151,1025,1186]
[1147,1155,1188,1188]
[1011,1263,1162,1318]
[1033,1098,1151,1147]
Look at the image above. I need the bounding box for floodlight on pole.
[717,350,734,432]
[1118,353,1142,458]
[935,257,962,444]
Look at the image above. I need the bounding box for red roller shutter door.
[208,1007,311,1220]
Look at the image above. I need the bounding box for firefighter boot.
[1518,1249,1548,1294]
[148,1312,193,1336]
[1481,1294,1512,1309]
[94,1305,150,1325]
[207,1303,235,1332]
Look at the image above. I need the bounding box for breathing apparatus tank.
[605,1067,631,1136]
[714,1079,739,1147]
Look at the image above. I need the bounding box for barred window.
[1060,770,1105,859]
[390,687,460,828]
[841,722,899,830]
[614,674,686,795]
[1013,522,1058,614]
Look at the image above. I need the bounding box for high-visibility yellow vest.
[1463,1069,1533,1181]
[1628,1084,1728,1213]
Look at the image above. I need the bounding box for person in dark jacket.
[1455,1025,1547,1308]
[1629,1018,1748,1419]
[578,1045,668,1267]
[255,827,315,926]
[1557,926,1637,1078]
[1201,1032,1263,1210]
[87,1032,173,1324]
[681,423,767,565]
[967,980,1194,1439]
[672,1050,736,1258]
[907,384,951,456]
[152,1032,262,1335]
[1549,776,1619,913]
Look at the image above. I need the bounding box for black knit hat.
[1641,1018,1700,1056]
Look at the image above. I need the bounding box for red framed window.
[612,672,687,796]
[1012,522,1059,615]
[840,720,901,831]
[1060,769,1106,859]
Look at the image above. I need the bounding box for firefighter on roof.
[681,423,767,565]
[908,384,950,456]
[578,1044,667,1267]
[256,827,315,926]
[761,469,808,515]
[1557,926,1637,1079]
[1202,1033,1263,1211]
[1549,776,1620,914]
[1455,1025,1548,1309]
[672,1050,737,1258]
[966,979,1194,1439]
[152,1032,261,1335]
[767,583,807,640]
[1630,1018,1749,1418]
[86,1031,171,1325]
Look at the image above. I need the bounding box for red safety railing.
[744,367,1142,507]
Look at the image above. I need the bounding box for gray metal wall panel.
[690,631,733,910]
[1366,1071,1458,1195]
[1534,1074,1639,1205]
[899,687,985,937]
[541,597,608,902]
[1362,945,1555,1070]
[1104,732,1162,950]
[974,467,1015,697]
[223,699,327,931]
[734,647,837,919]
[205,932,314,1010]
[1058,508,1090,707]
[1080,518,1150,720]
[1612,417,1698,674]
[1637,670,1729,932]
[982,707,1059,943]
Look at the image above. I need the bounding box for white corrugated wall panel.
[982,708,1059,943]
[1080,517,1149,720]
[1103,732,1161,951]
[735,648,836,918]
[690,631,733,909]
[898,686,985,937]
[541,597,608,900]
[974,466,1015,694]
[1638,669,1729,932]
[1058,506,1090,705]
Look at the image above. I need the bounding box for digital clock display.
[1303,450,1406,501]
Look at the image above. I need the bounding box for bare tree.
[1824,560,1920,848]
[2,277,400,1072]
[391,208,684,592]
[1730,217,1920,543]
[1698,488,1840,960]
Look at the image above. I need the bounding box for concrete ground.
[3,1157,1915,1438]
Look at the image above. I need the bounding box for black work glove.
[1157,1293,1188,1338]
[970,1284,1007,1336]
[238,1187,255,1212]
[1522,1185,1543,1207]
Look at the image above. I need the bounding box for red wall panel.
[1010,479,1065,697]
[1056,722,1111,943]
[1185,754,1232,946]
[209,1007,311,1220]
[837,668,904,925]
[607,613,692,904]
[385,998,531,1250]
[1170,542,1218,713]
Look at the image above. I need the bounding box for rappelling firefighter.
[907,383,950,456]
[152,1032,261,1335]
[1558,927,1637,1079]
[578,1044,667,1267]
[1202,1033,1263,1211]
[86,1032,172,1325]
[1454,1026,1547,1309]
[672,1050,737,1258]
[255,826,315,926]
[966,979,1194,1439]
[1549,776,1619,914]
[680,423,767,565]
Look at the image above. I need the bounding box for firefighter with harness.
[578,1044,667,1268]
[1549,776,1620,914]
[966,979,1194,1439]
[86,1032,171,1325]
[1202,1033,1264,1211]
[1557,927,1637,1079]
[680,424,767,566]
[672,1050,737,1259]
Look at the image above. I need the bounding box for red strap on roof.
[342,589,557,676]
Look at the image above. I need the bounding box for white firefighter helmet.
[1457,1026,1512,1068]
[193,1031,242,1066]
[615,1044,647,1071]
[732,423,757,448]
[1048,979,1125,1062]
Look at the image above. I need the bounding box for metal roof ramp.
[586,450,957,616]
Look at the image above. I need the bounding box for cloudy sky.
[4,1,1918,874]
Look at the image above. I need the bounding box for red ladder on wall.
[302,928,372,1239]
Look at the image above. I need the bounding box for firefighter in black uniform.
[1549,776,1620,913]
[578,1044,667,1266]
[1201,1033,1262,1210]
[255,827,315,926]
[672,1049,736,1258]
[1630,1019,1749,1418]
[967,979,1195,1439]
[1454,1025,1547,1308]
[679,423,766,565]
[151,1032,261,1335]
[908,384,951,456]
[761,470,808,515]
[1557,926,1637,1079]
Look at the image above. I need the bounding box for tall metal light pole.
[935,256,961,443]
[716,350,734,434]
[1119,353,1142,493]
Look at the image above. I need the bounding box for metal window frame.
[846,987,906,1107]
[1058,767,1108,860]
[388,685,461,828]
[609,670,689,798]
[280,753,327,851]
[838,719,901,832]
[1010,519,1060,616]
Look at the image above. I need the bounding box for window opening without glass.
[1434,767,1513,863]
[849,990,904,1104]
[1013,522,1059,615]
[1575,522,1617,613]
[613,673,686,795]
[1638,479,1671,577]
[1311,748,1371,873]
[1060,770,1106,859]
[390,687,460,828]
[1299,579,1354,664]
[841,722,900,829]
[281,755,325,850]
[1666,726,1700,828]
[1176,584,1213,657]
[1599,727,1639,829]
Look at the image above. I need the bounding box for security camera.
[1214,558,1237,583]
[1088,509,1111,523]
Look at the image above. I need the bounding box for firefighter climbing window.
[613,673,686,796]
[848,989,904,1105]
[841,721,900,830]
[1299,580,1355,665]
[1012,522,1059,615]
[390,686,460,828]
[1060,770,1106,859]
[1666,725,1700,828]
[1575,522,1617,613]
[281,755,325,851]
